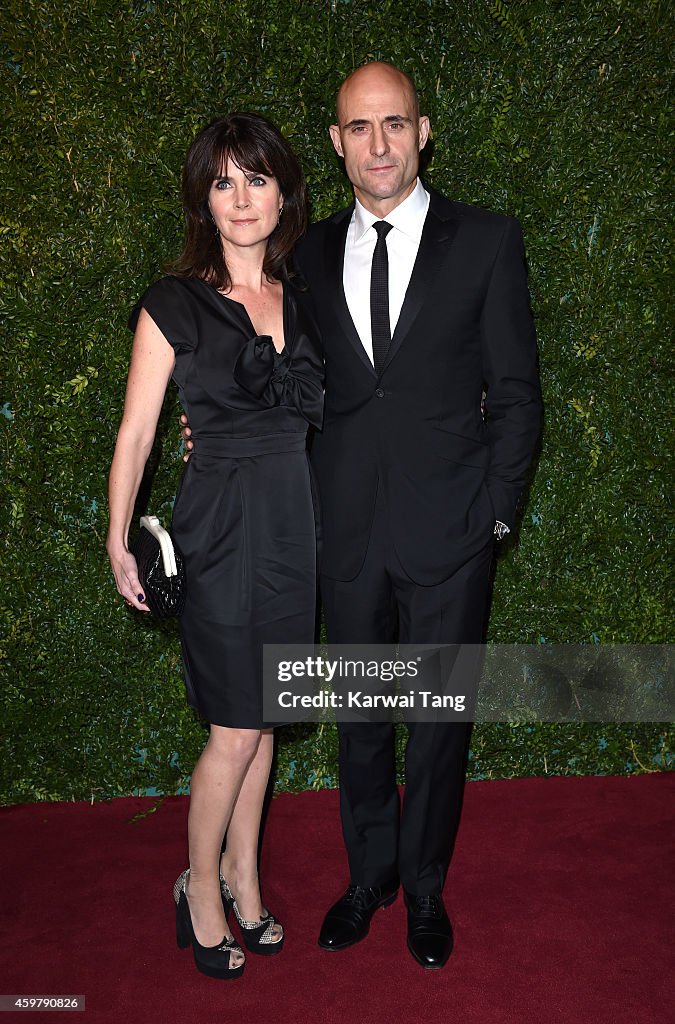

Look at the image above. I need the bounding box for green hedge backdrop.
[1,0,671,803]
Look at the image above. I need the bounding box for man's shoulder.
[296,203,353,266]
[305,204,352,238]
[311,202,354,229]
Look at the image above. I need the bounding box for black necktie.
[370,220,393,375]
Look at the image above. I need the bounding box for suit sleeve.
[480,217,542,528]
[290,246,322,330]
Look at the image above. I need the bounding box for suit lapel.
[324,205,378,377]
[381,189,461,374]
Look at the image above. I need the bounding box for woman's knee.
[208,725,262,765]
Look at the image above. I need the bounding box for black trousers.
[320,483,494,896]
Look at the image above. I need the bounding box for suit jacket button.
[375,387,385,398]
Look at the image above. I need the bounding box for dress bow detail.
[233,333,324,429]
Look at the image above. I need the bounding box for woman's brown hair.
[170,112,308,290]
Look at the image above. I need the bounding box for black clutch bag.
[130,515,186,618]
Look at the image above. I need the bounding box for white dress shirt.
[343,178,430,364]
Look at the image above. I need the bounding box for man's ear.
[418,116,431,152]
[329,124,344,158]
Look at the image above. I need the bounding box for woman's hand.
[106,542,150,612]
[180,413,194,462]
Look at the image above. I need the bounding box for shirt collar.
[352,178,429,242]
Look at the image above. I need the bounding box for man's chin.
[364,170,400,192]
[359,177,417,206]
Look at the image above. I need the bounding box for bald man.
[293,62,542,969]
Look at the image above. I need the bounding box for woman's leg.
[185,724,262,957]
[220,728,283,941]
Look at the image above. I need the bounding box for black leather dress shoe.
[318,882,399,951]
[405,893,454,970]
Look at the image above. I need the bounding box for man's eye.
[351,125,368,134]
[387,122,404,131]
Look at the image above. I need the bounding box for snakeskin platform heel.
[174,869,245,979]
[220,874,285,955]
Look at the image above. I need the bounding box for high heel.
[173,869,245,979]
[220,875,284,955]
[219,872,235,915]
[232,899,285,955]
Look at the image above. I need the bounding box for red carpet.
[2,775,672,1023]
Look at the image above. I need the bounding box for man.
[184,61,541,969]
[293,62,541,969]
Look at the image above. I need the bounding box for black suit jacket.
[295,186,542,586]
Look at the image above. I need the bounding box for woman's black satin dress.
[130,275,324,727]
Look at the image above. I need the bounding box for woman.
[106,113,324,980]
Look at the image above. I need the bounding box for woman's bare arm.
[106,308,175,610]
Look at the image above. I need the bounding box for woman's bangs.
[212,138,275,181]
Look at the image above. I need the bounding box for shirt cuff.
[494,521,510,540]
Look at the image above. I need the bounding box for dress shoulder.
[128,275,200,353]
